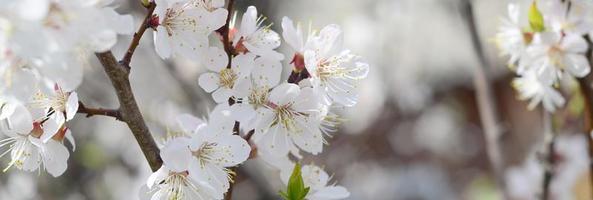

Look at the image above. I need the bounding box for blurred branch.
[540,111,555,200]
[460,0,506,193]
[577,35,593,196]
[77,101,123,121]
[121,2,157,68]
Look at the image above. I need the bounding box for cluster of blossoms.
[495,0,593,112]
[145,0,368,198]
[0,0,369,199]
[0,0,132,177]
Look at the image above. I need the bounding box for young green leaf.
[528,1,545,32]
[280,163,310,200]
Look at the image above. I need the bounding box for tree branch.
[460,0,507,195]
[120,2,157,68]
[77,101,122,121]
[218,0,235,67]
[95,51,162,172]
[577,35,593,197]
[540,111,555,200]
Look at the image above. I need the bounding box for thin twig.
[95,51,162,172]
[77,101,122,121]
[120,2,157,68]
[460,0,507,194]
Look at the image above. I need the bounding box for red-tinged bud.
[523,32,534,45]
[291,53,305,72]
[147,14,160,29]
[52,126,68,141]
[229,28,238,42]
[234,37,248,54]
[31,122,43,138]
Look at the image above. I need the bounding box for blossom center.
[271,105,301,133]
[548,45,565,69]
[192,142,217,166]
[219,68,238,89]
[248,86,269,109]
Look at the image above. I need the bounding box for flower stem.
[120,2,157,68]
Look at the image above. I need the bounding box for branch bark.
[460,0,507,194]
[540,111,555,200]
[77,101,122,121]
[95,51,162,172]
[121,2,157,68]
[577,35,593,197]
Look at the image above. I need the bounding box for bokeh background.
[2,0,592,199]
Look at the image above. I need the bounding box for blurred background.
[3,0,593,199]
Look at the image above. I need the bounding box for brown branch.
[218,0,235,68]
[577,35,593,197]
[540,111,556,200]
[95,51,162,172]
[460,0,507,196]
[77,101,122,121]
[120,2,157,68]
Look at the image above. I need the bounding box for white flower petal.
[41,113,64,143]
[309,186,350,200]
[281,16,304,51]
[65,92,79,121]
[160,137,192,173]
[154,26,172,59]
[565,54,591,77]
[1,103,33,134]
[211,134,250,167]
[269,83,300,106]
[253,56,282,87]
[231,53,256,78]
[64,128,75,151]
[198,72,221,93]
[202,47,228,72]
[146,166,169,189]
[212,87,233,103]
[176,114,206,134]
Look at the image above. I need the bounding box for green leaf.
[279,163,310,200]
[140,0,151,7]
[528,1,545,32]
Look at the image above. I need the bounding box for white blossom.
[230,56,282,131]
[0,102,71,177]
[157,106,250,196]
[232,6,283,60]
[512,69,564,112]
[153,0,227,60]
[252,83,324,156]
[198,47,255,103]
[283,18,369,106]
[144,164,221,200]
[29,85,78,142]
[494,3,527,65]
[520,32,590,82]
